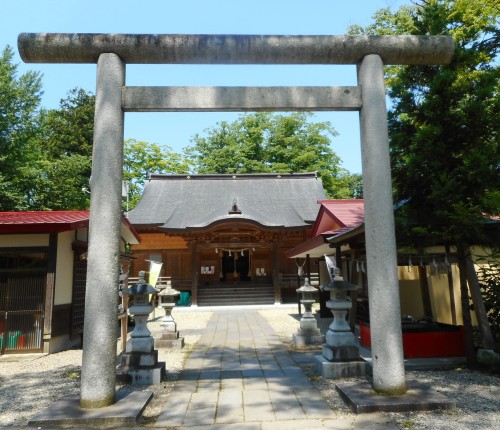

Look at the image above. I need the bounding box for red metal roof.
[0,211,142,244]
[317,199,364,228]
[311,199,364,238]
[0,211,90,233]
[286,200,365,258]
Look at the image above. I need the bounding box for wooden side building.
[0,211,139,354]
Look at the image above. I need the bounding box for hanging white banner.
[149,261,163,288]
[324,255,336,280]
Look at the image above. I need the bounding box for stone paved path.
[154,310,396,429]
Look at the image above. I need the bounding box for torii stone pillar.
[358,54,405,394]
[18,33,454,407]
[80,53,125,408]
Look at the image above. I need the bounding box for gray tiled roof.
[128,172,326,231]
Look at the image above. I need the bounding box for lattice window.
[71,253,87,337]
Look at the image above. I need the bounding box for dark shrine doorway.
[221,250,250,282]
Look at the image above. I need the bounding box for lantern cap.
[320,269,358,291]
[122,282,158,296]
[122,271,159,295]
[296,277,318,293]
[159,286,180,296]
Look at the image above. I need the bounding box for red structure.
[360,321,466,358]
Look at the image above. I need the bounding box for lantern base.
[322,344,361,362]
[116,362,165,385]
[315,355,368,379]
[293,331,325,346]
[156,330,185,349]
[126,336,154,353]
[117,340,166,384]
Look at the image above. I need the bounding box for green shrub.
[476,253,500,346]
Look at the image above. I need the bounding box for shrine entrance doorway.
[220,251,250,282]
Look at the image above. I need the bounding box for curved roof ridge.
[149,172,318,181]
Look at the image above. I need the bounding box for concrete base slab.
[335,380,456,413]
[316,355,368,378]
[28,391,153,427]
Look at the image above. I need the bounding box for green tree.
[184,112,359,198]
[336,170,364,199]
[349,1,499,246]
[123,139,191,209]
[0,46,44,210]
[43,88,95,158]
[477,252,500,344]
[20,155,92,210]
[28,88,96,210]
[350,0,500,354]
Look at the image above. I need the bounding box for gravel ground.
[0,307,499,429]
[261,307,500,430]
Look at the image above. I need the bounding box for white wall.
[54,231,75,305]
[0,234,49,247]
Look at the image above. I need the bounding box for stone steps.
[197,282,275,306]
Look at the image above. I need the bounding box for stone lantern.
[292,278,325,346]
[316,268,367,378]
[116,271,165,384]
[156,280,184,348]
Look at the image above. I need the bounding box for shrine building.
[127,172,326,306]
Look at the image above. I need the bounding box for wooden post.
[445,245,458,325]
[297,272,302,315]
[458,254,478,367]
[465,253,496,350]
[417,265,433,319]
[349,250,359,331]
[121,295,128,353]
[273,242,281,304]
[42,232,57,354]
[191,242,198,306]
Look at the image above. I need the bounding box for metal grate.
[0,273,45,353]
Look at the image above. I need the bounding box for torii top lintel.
[18,33,454,65]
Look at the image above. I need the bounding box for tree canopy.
[0,46,44,210]
[0,46,363,212]
[123,139,191,209]
[31,88,95,210]
[43,88,95,159]
[350,0,500,249]
[185,112,362,198]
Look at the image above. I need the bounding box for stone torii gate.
[19,33,454,409]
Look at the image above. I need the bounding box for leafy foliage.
[476,251,500,343]
[0,47,365,213]
[350,0,500,248]
[349,1,499,353]
[27,155,93,210]
[0,46,44,210]
[30,88,96,210]
[43,88,95,158]
[185,112,360,198]
[123,139,191,209]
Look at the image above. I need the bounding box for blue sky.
[1,0,409,173]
